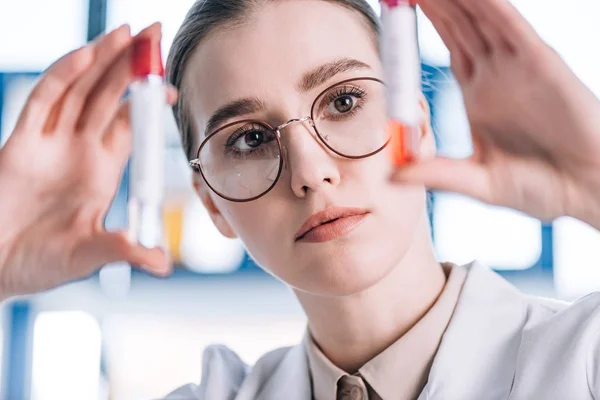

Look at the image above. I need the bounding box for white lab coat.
[164,261,600,399]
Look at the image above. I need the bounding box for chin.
[289,242,400,297]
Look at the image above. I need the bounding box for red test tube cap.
[132,37,164,78]
[381,0,417,7]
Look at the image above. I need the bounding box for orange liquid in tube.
[380,0,421,168]
[388,120,419,166]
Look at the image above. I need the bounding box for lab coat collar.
[254,335,312,400]
[421,261,528,400]
[254,261,528,400]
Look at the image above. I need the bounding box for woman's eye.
[324,89,364,118]
[330,95,355,114]
[232,129,274,151]
[242,131,264,148]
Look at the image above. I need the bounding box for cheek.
[218,199,290,271]
[355,152,427,226]
[378,180,428,243]
[345,148,394,191]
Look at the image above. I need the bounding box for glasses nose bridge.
[275,116,319,170]
[275,116,315,136]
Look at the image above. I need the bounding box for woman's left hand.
[394,0,600,229]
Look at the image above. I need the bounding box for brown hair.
[166,0,381,161]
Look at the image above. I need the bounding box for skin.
[0,0,599,376]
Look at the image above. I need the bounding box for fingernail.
[114,24,128,35]
[136,22,162,37]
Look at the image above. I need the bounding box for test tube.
[380,0,422,167]
[128,36,166,249]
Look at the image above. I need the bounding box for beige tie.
[336,375,370,400]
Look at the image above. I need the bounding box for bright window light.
[31,312,102,400]
[0,0,87,71]
[433,193,542,269]
[107,0,197,58]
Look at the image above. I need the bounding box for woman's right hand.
[0,23,175,300]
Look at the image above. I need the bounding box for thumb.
[391,156,493,202]
[72,231,172,276]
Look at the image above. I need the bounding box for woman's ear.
[418,95,436,158]
[193,176,238,239]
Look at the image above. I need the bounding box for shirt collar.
[305,328,347,400]
[304,263,468,400]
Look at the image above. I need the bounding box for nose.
[278,119,341,198]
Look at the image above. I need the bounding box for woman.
[0,0,599,398]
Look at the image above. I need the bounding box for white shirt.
[164,261,600,399]
[305,263,467,400]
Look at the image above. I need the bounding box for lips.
[295,206,370,243]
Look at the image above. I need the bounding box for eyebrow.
[203,58,372,135]
[204,97,266,135]
[298,58,373,93]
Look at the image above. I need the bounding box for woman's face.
[185,0,433,296]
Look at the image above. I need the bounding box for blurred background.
[0,0,599,398]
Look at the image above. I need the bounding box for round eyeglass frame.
[189,77,389,202]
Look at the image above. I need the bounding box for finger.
[454,0,517,55]
[102,85,178,152]
[102,102,131,154]
[453,0,509,53]
[14,47,95,134]
[77,47,133,136]
[72,231,173,277]
[166,85,179,104]
[418,1,472,83]
[418,0,460,54]
[391,156,493,202]
[55,24,133,132]
[420,0,490,59]
[461,0,540,51]
[79,23,163,137]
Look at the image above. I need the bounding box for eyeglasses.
[189,77,389,202]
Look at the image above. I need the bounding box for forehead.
[184,0,381,122]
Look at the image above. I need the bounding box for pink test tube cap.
[132,37,164,78]
[381,0,417,7]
